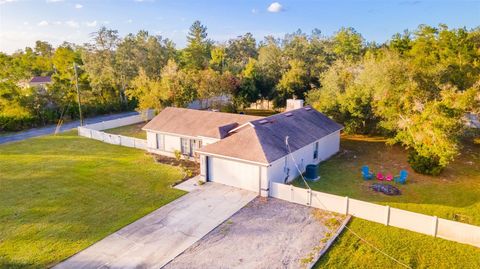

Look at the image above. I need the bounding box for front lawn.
[292,135,480,268]
[0,131,184,268]
[104,122,147,139]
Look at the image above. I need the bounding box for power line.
[284,136,412,269]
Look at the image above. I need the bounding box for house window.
[156,134,164,150]
[191,139,202,157]
[313,141,319,159]
[181,138,191,156]
[181,138,202,157]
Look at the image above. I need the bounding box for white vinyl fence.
[78,127,148,150]
[82,110,154,131]
[270,182,480,248]
[77,110,154,150]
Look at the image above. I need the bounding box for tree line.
[0,21,479,174]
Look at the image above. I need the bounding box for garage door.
[207,157,260,192]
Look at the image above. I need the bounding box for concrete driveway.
[54,183,257,269]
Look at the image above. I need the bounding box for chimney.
[286,99,304,111]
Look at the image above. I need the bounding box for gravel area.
[165,197,345,269]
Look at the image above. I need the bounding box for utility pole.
[74,63,83,126]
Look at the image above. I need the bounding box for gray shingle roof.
[142,107,262,139]
[198,106,343,164]
[29,76,51,83]
[251,106,344,162]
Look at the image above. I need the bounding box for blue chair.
[362,165,374,180]
[394,170,408,184]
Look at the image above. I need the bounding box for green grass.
[315,218,480,268]
[294,135,480,225]
[104,122,147,139]
[0,131,184,268]
[292,135,480,268]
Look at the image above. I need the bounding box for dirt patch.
[164,198,345,269]
[150,153,200,183]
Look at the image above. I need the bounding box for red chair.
[377,172,384,181]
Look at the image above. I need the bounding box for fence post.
[89,129,93,138]
[432,216,438,237]
[119,135,122,146]
[307,189,311,206]
[345,196,349,215]
[385,206,390,226]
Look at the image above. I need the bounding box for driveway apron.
[54,183,257,269]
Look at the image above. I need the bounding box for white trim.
[197,151,269,166]
[142,129,217,140]
[228,122,254,134]
[198,130,342,168]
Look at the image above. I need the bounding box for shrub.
[0,114,37,132]
[174,150,182,162]
[184,168,193,178]
[407,151,444,176]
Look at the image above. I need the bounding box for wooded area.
[1,21,479,173]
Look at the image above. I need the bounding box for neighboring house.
[466,113,480,129]
[29,76,52,90]
[187,95,232,110]
[143,105,343,196]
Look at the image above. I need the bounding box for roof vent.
[259,119,269,124]
[285,112,293,117]
[304,107,312,111]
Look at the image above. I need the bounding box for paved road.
[54,182,257,269]
[0,111,139,144]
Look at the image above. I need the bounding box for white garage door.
[207,157,260,192]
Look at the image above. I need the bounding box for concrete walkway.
[54,183,257,269]
[0,111,138,144]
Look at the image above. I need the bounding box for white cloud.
[84,20,97,27]
[126,19,133,24]
[46,0,64,3]
[38,20,49,26]
[267,2,283,13]
[53,21,62,25]
[65,20,80,28]
[75,3,83,9]
[0,0,18,5]
[251,8,258,14]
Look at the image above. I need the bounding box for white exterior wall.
[164,134,181,152]
[145,132,182,157]
[146,132,218,160]
[267,130,340,184]
[147,131,157,149]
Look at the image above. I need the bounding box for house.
[29,76,52,90]
[143,106,343,197]
[187,94,232,110]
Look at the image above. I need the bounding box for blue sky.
[0,0,479,53]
